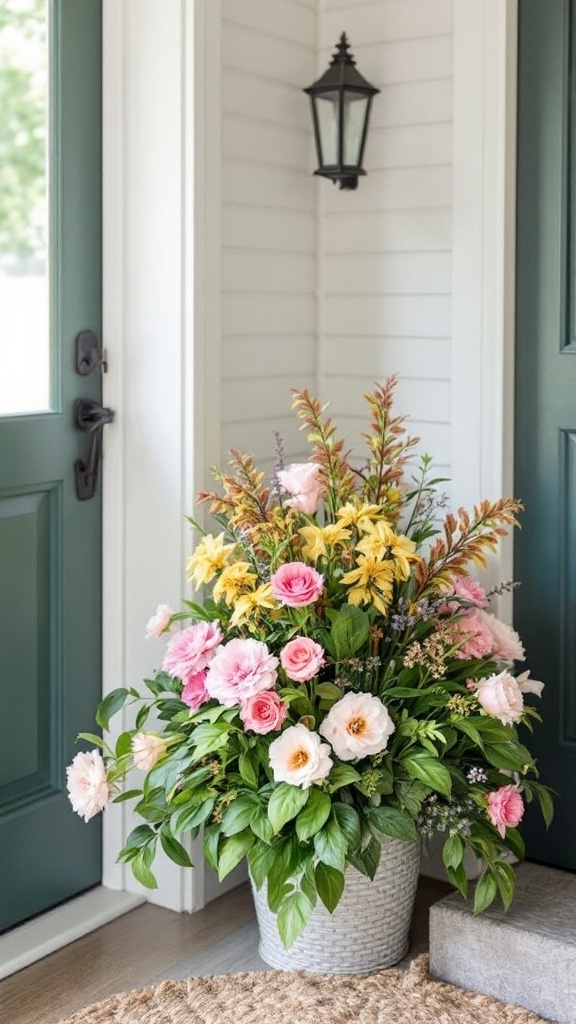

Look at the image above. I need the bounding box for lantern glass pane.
[343,93,369,166]
[314,91,339,166]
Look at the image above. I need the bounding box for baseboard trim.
[0,887,146,981]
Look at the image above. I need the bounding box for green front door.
[0,0,103,931]
[515,0,576,870]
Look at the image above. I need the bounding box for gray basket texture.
[250,836,421,974]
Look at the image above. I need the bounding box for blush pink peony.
[132,733,168,771]
[268,723,333,789]
[480,611,525,662]
[270,562,324,608]
[162,621,222,682]
[240,690,287,734]
[319,691,395,761]
[182,670,211,710]
[487,784,524,837]
[280,637,325,682]
[475,669,524,724]
[276,462,325,515]
[145,603,174,639]
[66,750,111,822]
[205,638,279,707]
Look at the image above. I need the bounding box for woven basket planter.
[250,836,421,974]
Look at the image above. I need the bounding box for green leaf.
[314,862,345,913]
[492,860,516,911]
[277,891,313,949]
[315,682,345,702]
[267,783,309,835]
[170,797,215,834]
[484,741,534,772]
[327,764,362,792]
[300,862,318,908]
[328,605,371,660]
[247,842,278,890]
[250,809,274,843]
[445,860,468,899]
[348,836,381,880]
[221,794,261,837]
[367,806,418,842]
[191,723,232,761]
[442,833,464,871]
[332,803,362,850]
[217,832,255,881]
[266,837,303,908]
[402,752,452,798]
[295,788,332,842]
[203,825,221,871]
[313,816,347,871]
[96,688,130,730]
[112,788,143,804]
[160,830,193,868]
[131,848,158,889]
[238,750,259,789]
[453,718,484,748]
[473,870,498,914]
[502,826,525,861]
[115,731,134,759]
[76,732,108,751]
[120,824,156,852]
[532,782,555,828]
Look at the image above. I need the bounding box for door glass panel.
[0,0,50,416]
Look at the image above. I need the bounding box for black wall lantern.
[304,33,379,190]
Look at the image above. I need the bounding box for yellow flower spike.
[212,561,257,605]
[186,533,236,588]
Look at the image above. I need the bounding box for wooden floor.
[0,876,452,1024]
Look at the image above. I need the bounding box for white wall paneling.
[318,0,453,475]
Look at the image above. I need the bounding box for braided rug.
[56,955,548,1024]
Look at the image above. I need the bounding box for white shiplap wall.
[318,0,453,477]
[220,0,319,472]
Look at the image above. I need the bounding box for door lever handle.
[74,398,115,500]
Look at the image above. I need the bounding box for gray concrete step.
[429,862,576,1024]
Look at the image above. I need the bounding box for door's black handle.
[74,398,115,500]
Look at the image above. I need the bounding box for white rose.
[268,723,333,789]
[319,691,395,762]
[475,670,524,725]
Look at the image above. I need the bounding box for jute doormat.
[56,955,549,1024]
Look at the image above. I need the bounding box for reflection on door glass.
[0,0,49,415]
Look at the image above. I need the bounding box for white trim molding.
[451,0,518,612]
[101,0,210,912]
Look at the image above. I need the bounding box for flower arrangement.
[67,379,552,949]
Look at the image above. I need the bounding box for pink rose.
[280,637,325,682]
[475,669,524,724]
[276,463,325,515]
[205,638,279,707]
[182,670,211,710]
[487,785,524,837]
[453,610,495,660]
[66,750,111,822]
[240,691,287,734]
[480,611,525,662]
[271,562,324,608]
[162,621,222,681]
